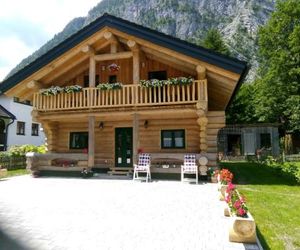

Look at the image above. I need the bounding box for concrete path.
[0,175,260,250]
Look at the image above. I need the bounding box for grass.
[220,162,300,250]
[0,169,30,179]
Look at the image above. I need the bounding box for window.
[260,133,271,148]
[161,130,185,149]
[69,132,88,149]
[16,121,25,135]
[109,75,117,83]
[32,123,39,136]
[148,71,167,80]
[13,97,32,105]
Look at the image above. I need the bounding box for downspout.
[4,118,15,151]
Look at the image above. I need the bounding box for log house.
[0,14,247,175]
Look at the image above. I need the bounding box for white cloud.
[0,0,101,81]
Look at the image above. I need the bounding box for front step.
[108,167,132,176]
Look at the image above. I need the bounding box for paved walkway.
[0,175,260,250]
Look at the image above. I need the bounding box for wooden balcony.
[33,80,207,112]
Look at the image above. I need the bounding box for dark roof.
[0,105,16,119]
[0,13,248,107]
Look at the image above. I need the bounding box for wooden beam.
[127,40,139,51]
[89,55,96,88]
[132,113,139,164]
[104,31,119,53]
[196,65,206,80]
[94,51,133,61]
[27,80,42,89]
[132,50,140,84]
[81,45,95,54]
[88,116,95,169]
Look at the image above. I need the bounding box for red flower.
[234,200,241,209]
[238,208,246,216]
[225,195,231,203]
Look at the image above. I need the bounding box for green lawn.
[0,169,30,179]
[220,162,300,250]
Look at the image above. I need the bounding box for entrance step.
[108,168,132,176]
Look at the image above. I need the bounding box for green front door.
[115,127,133,167]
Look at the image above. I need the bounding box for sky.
[0,0,102,81]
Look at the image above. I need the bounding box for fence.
[285,154,300,162]
[0,155,27,170]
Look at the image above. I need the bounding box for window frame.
[69,132,89,150]
[31,123,39,136]
[161,129,185,149]
[16,121,25,135]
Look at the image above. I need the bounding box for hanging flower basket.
[107,63,120,72]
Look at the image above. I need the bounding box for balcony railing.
[33,80,207,111]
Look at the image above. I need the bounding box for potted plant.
[207,167,218,183]
[81,168,94,178]
[96,82,123,90]
[224,183,257,243]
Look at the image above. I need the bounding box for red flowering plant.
[225,183,248,217]
[219,169,234,185]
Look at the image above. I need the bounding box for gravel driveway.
[0,175,260,250]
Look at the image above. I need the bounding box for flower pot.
[0,168,8,178]
[211,176,218,183]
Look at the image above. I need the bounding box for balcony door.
[115,128,133,168]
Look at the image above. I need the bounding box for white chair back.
[138,153,151,166]
[184,154,196,166]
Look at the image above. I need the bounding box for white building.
[0,95,45,150]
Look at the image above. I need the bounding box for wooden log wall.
[51,116,200,168]
[206,111,226,166]
[64,58,193,86]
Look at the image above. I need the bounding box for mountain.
[4,0,275,81]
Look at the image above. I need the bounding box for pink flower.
[234,200,241,209]
[226,182,235,192]
[238,208,246,216]
[240,196,246,203]
[225,195,231,203]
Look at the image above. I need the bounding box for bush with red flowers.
[219,168,234,185]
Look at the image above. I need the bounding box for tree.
[202,28,231,56]
[254,0,300,133]
[226,83,257,124]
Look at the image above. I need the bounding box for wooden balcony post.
[196,101,208,153]
[196,65,206,80]
[88,116,95,169]
[132,113,140,164]
[128,40,140,85]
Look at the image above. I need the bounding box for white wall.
[0,95,45,148]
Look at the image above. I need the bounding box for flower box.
[219,184,228,201]
[224,206,257,243]
[223,183,257,243]
[0,168,7,178]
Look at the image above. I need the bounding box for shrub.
[8,144,47,157]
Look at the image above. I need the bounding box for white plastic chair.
[133,153,151,182]
[181,154,198,184]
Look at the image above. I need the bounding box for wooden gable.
[0,14,247,111]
